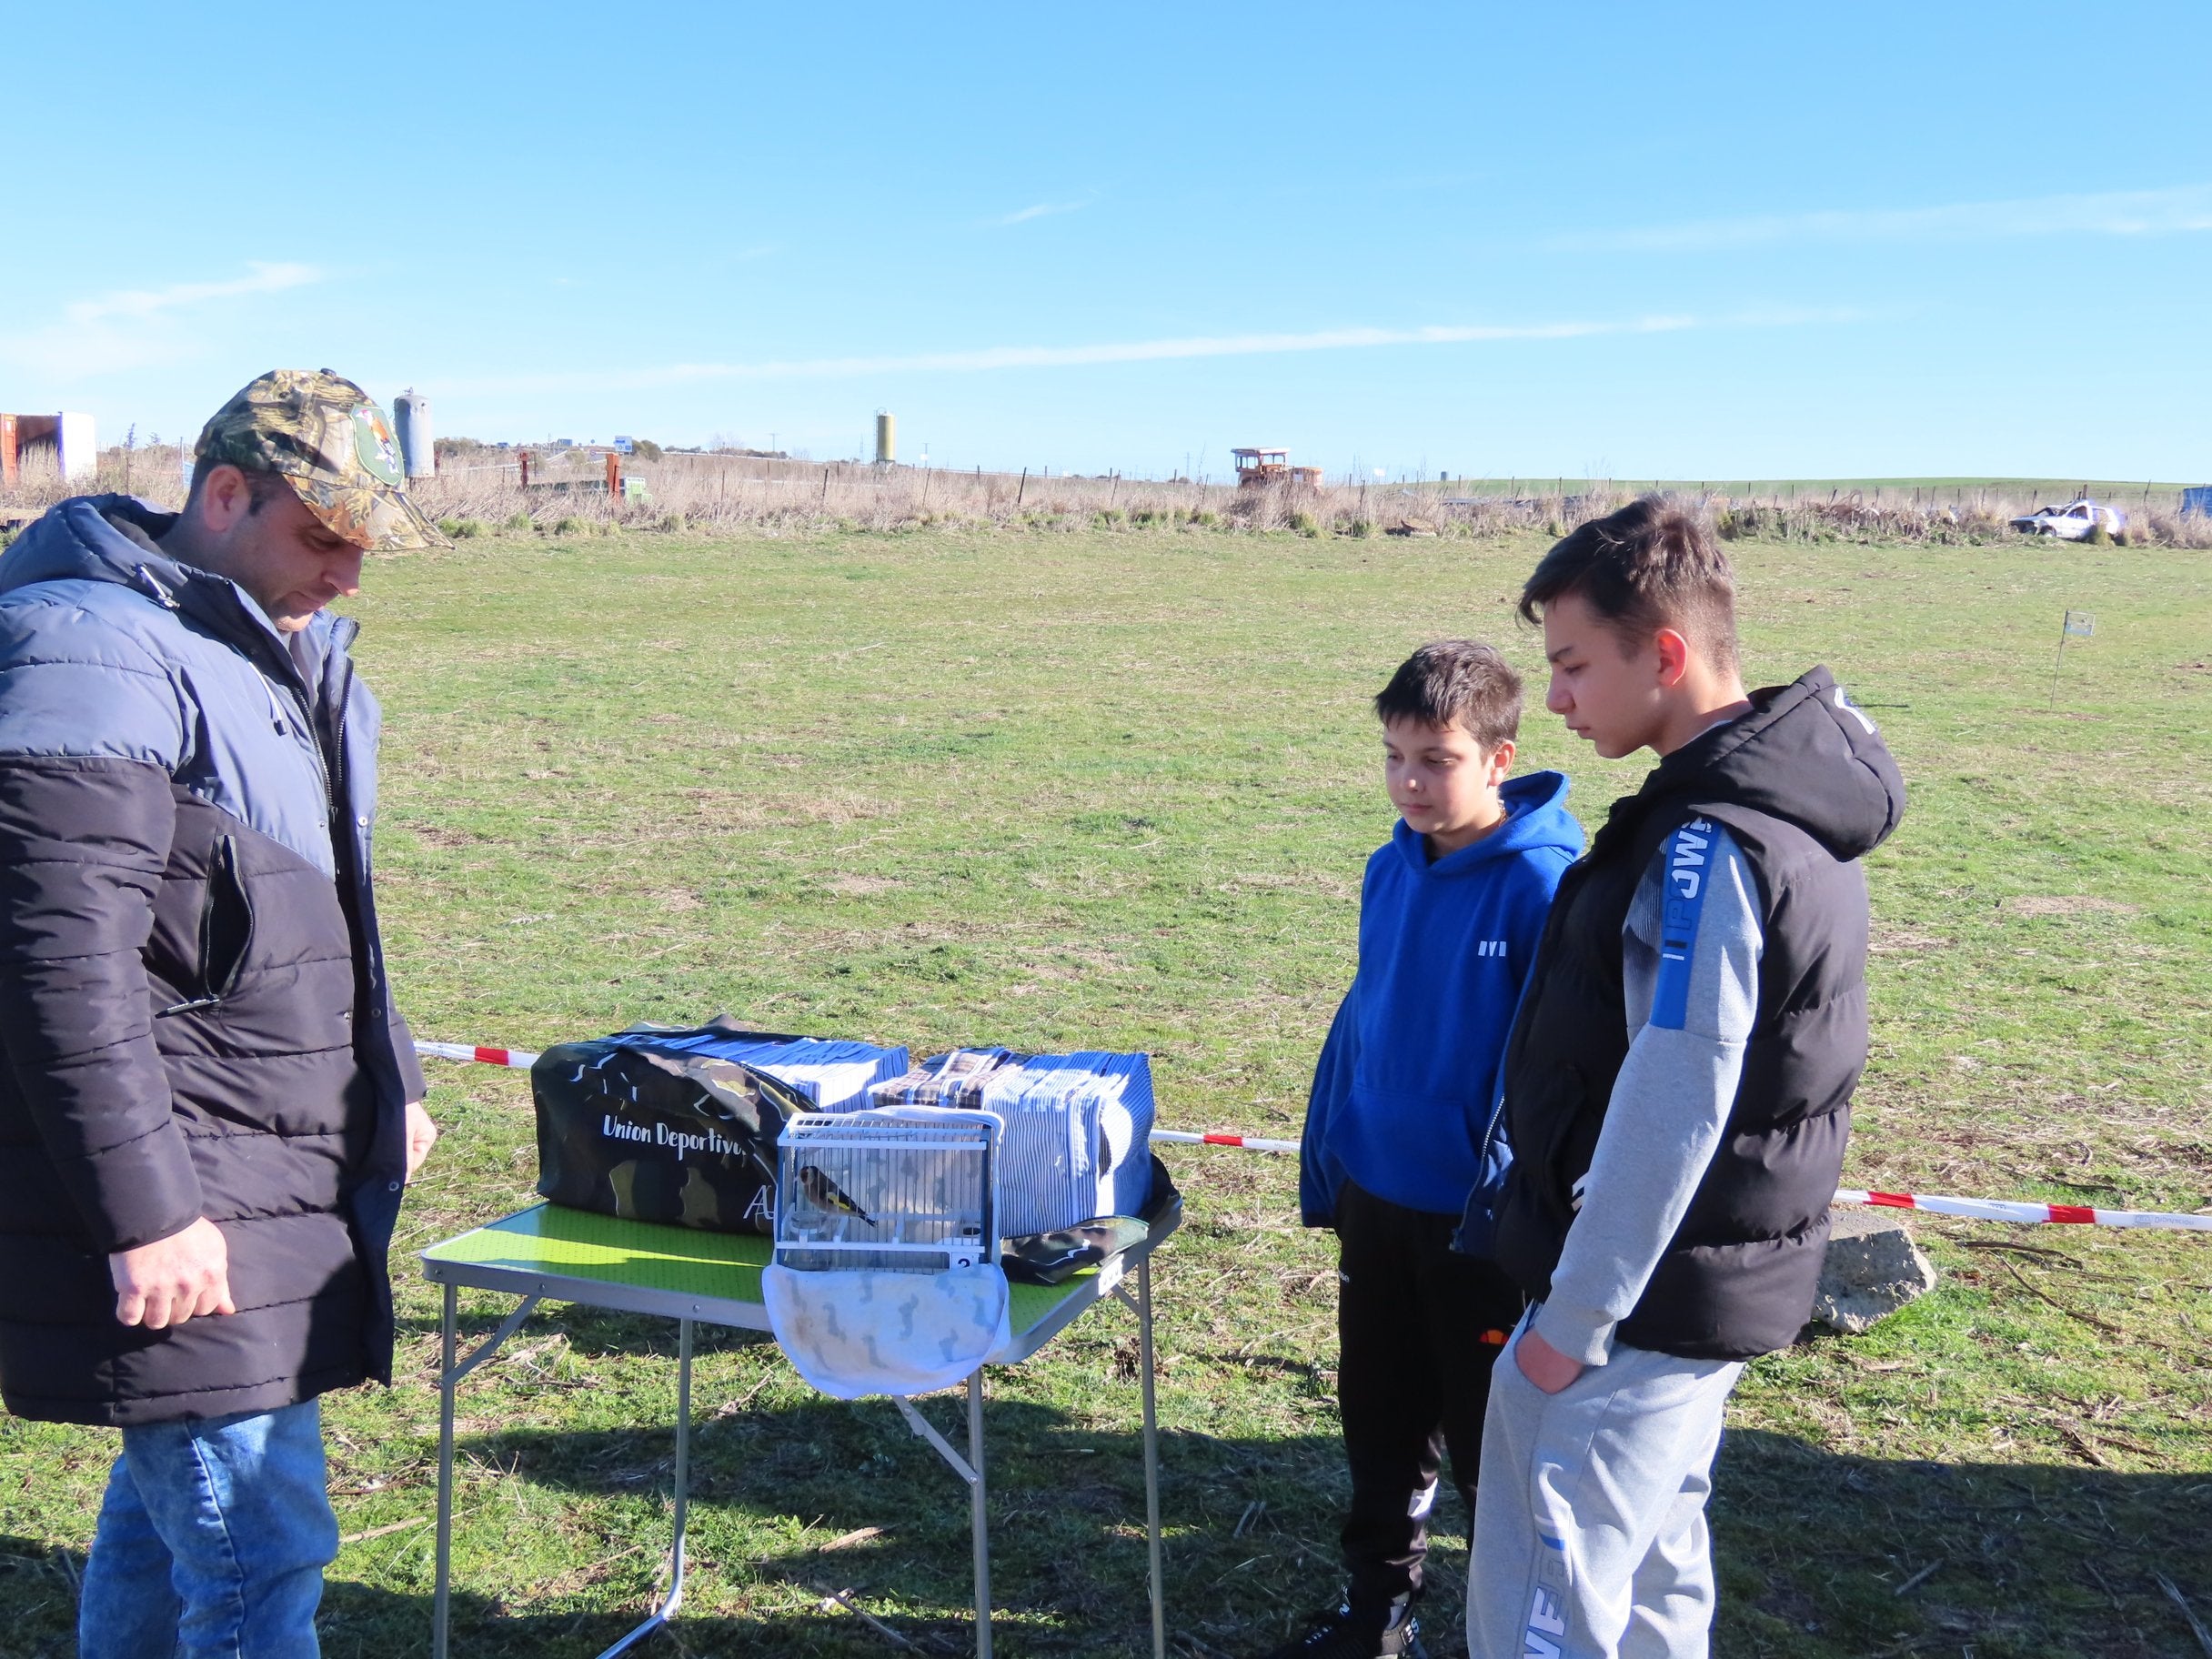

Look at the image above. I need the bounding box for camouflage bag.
[532,1037,817,1234]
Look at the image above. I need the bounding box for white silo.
[393,390,434,478]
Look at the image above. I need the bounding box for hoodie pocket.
[158,835,256,1017]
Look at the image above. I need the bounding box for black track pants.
[1334,1178,1525,1604]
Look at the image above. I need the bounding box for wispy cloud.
[62,262,320,324]
[0,261,326,378]
[1548,184,2212,253]
[993,199,1088,226]
[452,307,1859,395]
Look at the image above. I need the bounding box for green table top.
[422,1204,1099,1336]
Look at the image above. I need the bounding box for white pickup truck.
[2009,498,2126,540]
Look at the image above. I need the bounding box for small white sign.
[1095,1253,1126,1296]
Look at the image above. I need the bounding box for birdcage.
[774,1109,1000,1273]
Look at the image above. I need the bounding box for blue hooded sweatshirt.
[1300,769,1583,1223]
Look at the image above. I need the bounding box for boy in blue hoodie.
[1273,640,1583,1659]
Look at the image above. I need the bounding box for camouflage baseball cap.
[194,368,448,550]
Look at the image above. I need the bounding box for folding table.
[421,1200,1177,1658]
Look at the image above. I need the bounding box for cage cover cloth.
[870,1050,1157,1238]
[761,1261,1012,1399]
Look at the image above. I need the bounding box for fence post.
[1016,468,1027,506]
[821,467,831,506]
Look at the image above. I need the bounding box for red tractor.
[1232,447,1323,488]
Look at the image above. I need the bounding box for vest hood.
[1634,667,1904,862]
[1390,768,1583,876]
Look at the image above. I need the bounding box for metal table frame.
[423,1202,1175,1658]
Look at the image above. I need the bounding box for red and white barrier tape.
[414,1041,1306,1154]
[1832,1189,2210,1232]
[1150,1127,1302,1154]
[415,1041,2212,1230]
[417,1041,538,1069]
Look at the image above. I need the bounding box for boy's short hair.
[1374,639,1523,750]
[1519,497,1739,674]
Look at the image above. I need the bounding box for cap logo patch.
[354,406,404,487]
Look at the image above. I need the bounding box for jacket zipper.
[323,619,359,836]
[177,575,338,821]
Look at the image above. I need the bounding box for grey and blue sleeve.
[0,608,203,1250]
[1531,820,1765,1364]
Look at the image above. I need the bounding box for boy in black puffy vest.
[1463,499,1905,1659]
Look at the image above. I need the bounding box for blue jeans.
[78,1398,339,1659]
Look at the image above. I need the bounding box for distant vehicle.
[1232,447,1323,488]
[2009,498,2126,540]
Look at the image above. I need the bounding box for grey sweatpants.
[1466,1315,1743,1659]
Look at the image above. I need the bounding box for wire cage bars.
[775,1111,1000,1273]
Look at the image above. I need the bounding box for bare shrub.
[6,441,2209,550]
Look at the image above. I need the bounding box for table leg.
[434,1282,458,1659]
[597,1316,696,1659]
[969,1368,992,1659]
[1138,1255,1165,1659]
[667,1317,694,1619]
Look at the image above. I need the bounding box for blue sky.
[5,1,2209,480]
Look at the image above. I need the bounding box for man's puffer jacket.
[0,496,426,1425]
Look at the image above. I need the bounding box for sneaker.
[1257,1595,1427,1659]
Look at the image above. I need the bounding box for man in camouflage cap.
[0,370,440,1654]
[195,366,449,552]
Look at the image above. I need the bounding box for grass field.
[1,519,2207,1658]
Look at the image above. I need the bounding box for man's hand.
[405,1100,438,1181]
[110,1218,235,1329]
[1514,1327,1586,1394]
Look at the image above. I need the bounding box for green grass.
[3,523,2207,1657]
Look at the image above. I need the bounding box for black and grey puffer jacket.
[0,496,427,1426]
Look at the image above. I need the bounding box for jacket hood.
[0,495,188,600]
[0,495,336,670]
[1638,666,1905,860]
[1392,768,1584,875]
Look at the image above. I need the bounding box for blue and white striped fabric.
[975,1051,1155,1238]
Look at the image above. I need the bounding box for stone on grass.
[1803,1209,1938,1337]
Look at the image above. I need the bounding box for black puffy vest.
[1489,669,1905,1360]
